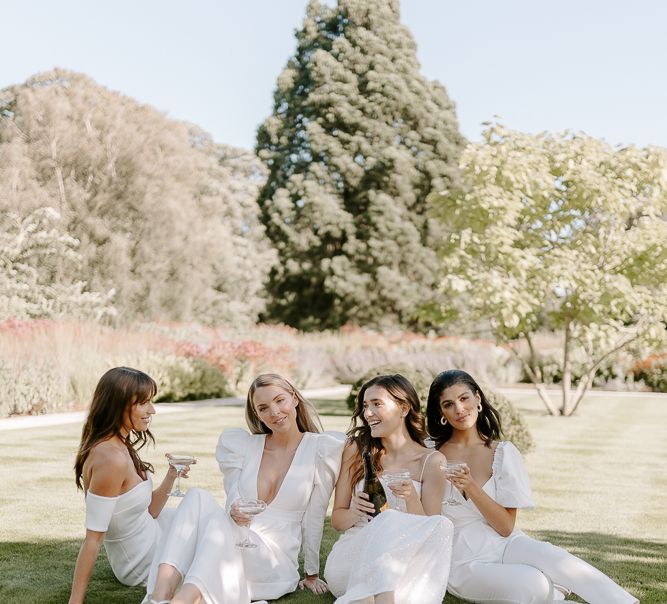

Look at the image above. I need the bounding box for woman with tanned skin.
[145,373,343,604]
[324,374,453,604]
[426,369,639,604]
[69,367,192,604]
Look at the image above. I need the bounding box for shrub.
[632,354,667,392]
[346,366,534,453]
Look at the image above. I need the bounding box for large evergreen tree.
[256,0,464,329]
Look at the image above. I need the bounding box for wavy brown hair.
[74,367,157,490]
[348,374,427,487]
[245,373,322,434]
[426,369,502,449]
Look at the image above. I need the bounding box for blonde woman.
[146,373,343,604]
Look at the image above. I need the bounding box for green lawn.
[1,392,665,603]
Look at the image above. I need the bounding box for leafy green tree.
[0,207,115,320]
[256,0,464,329]
[0,69,274,324]
[427,123,667,415]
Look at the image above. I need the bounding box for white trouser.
[449,534,638,604]
[145,488,249,604]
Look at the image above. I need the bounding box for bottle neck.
[363,451,375,482]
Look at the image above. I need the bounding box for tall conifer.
[257,0,464,329]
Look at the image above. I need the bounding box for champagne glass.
[440,461,468,506]
[382,469,412,512]
[168,454,195,497]
[234,498,267,548]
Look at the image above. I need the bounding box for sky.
[2,0,666,151]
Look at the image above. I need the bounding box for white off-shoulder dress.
[144,429,344,604]
[85,476,173,586]
[443,441,638,604]
[324,454,454,604]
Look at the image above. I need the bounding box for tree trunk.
[561,319,574,416]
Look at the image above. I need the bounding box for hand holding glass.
[440,461,468,506]
[234,498,267,548]
[168,454,196,497]
[382,469,412,512]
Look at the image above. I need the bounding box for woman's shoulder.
[492,441,526,475]
[86,441,128,496]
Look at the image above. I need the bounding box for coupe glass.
[440,461,468,506]
[382,469,412,512]
[234,498,267,548]
[168,455,195,497]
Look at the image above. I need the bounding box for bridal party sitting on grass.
[68,366,638,604]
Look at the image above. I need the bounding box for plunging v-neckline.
[255,433,308,506]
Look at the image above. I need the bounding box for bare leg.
[171,583,203,604]
[151,563,182,601]
[375,592,395,604]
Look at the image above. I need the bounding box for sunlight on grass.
[1,392,665,603]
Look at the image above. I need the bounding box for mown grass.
[1,392,665,603]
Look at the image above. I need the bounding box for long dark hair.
[74,367,157,490]
[245,373,322,434]
[426,369,502,449]
[348,374,427,487]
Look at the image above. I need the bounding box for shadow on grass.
[0,540,144,604]
[1,530,663,604]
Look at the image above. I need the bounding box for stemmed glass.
[382,469,412,512]
[440,461,468,506]
[168,455,196,497]
[234,498,267,548]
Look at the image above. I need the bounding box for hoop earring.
[440,417,447,426]
[477,403,482,412]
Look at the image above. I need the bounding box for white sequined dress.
[324,477,453,604]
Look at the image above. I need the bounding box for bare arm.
[418,451,448,516]
[148,458,179,518]
[68,530,105,604]
[69,450,124,604]
[331,443,375,531]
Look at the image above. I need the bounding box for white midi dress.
[324,464,454,604]
[443,441,638,604]
[145,429,344,604]
[85,476,173,586]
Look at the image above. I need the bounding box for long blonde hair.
[246,373,322,434]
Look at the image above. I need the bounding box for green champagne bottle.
[363,450,388,516]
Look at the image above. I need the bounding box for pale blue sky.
[2,0,665,150]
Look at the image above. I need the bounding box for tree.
[0,69,274,324]
[427,123,667,415]
[256,0,464,329]
[0,207,115,321]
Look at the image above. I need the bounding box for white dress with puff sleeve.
[145,429,343,604]
[443,441,638,604]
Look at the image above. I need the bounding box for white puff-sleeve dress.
[146,429,343,604]
[324,455,454,604]
[444,441,638,604]
[217,429,344,600]
[85,476,173,586]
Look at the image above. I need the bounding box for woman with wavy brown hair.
[324,374,453,604]
[69,367,191,604]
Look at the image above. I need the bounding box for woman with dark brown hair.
[426,369,638,604]
[324,374,453,604]
[69,367,191,604]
